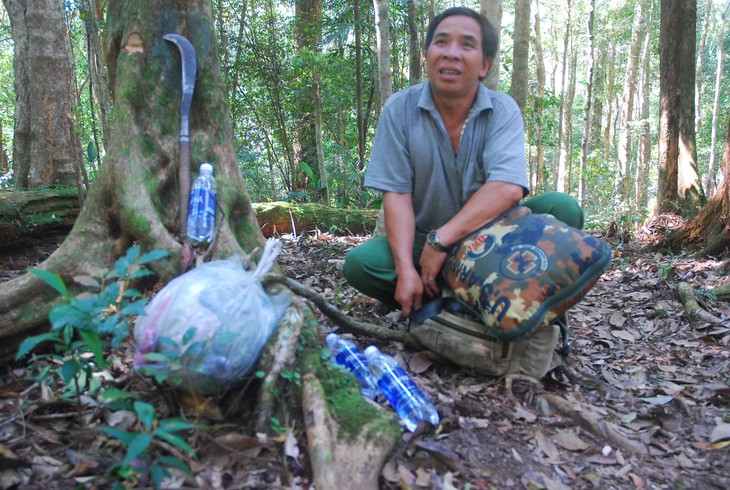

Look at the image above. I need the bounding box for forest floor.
[0,218,728,490]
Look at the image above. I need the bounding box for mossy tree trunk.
[0,2,400,485]
[0,0,263,357]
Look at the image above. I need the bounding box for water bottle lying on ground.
[326,333,380,399]
[364,345,440,432]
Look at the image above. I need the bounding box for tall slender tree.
[705,8,727,196]
[578,0,597,206]
[293,0,326,201]
[480,0,502,90]
[373,0,392,102]
[81,0,112,157]
[696,0,713,133]
[509,0,530,114]
[635,0,654,214]
[354,0,366,172]
[555,0,572,192]
[407,0,421,85]
[615,0,646,213]
[532,1,547,192]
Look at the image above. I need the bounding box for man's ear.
[480,57,492,79]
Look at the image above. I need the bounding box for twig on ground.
[262,273,424,350]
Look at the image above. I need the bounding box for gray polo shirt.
[364,81,529,233]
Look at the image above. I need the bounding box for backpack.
[410,206,611,378]
[410,298,565,379]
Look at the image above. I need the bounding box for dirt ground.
[0,221,728,489]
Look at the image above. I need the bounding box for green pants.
[343,192,584,308]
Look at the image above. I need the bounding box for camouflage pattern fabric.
[443,206,612,341]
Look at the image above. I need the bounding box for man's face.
[425,15,492,102]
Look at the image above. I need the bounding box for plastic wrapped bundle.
[134,241,290,394]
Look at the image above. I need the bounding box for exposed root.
[503,374,543,407]
[677,281,724,327]
[543,393,649,455]
[254,294,304,440]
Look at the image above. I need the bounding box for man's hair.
[424,7,498,61]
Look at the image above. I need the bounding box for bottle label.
[189,188,216,218]
[377,365,420,403]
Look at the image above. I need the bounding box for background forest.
[0,0,727,229]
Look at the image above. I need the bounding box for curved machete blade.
[163,33,197,141]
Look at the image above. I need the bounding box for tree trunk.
[669,114,730,254]
[705,14,726,197]
[635,0,654,214]
[480,0,502,91]
[655,0,706,219]
[565,45,577,192]
[509,0,530,114]
[4,0,84,190]
[407,0,421,85]
[81,0,112,153]
[373,0,392,103]
[615,0,646,214]
[590,40,605,158]
[532,2,546,193]
[555,0,571,192]
[695,0,713,133]
[603,43,616,165]
[293,0,325,202]
[0,119,8,174]
[578,0,596,206]
[0,0,263,356]
[355,0,365,173]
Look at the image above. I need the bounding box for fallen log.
[0,191,377,253]
[254,201,377,237]
[0,187,81,252]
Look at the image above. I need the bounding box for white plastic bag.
[134,241,290,394]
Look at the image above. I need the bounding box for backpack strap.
[411,296,481,324]
[554,314,572,358]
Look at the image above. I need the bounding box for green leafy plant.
[14,246,199,488]
[100,389,196,488]
[17,246,168,391]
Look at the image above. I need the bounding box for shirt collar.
[417,80,494,114]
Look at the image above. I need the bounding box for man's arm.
[439,181,524,246]
[383,191,423,317]
[418,181,524,297]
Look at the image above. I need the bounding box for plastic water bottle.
[187,162,217,245]
[326,333,380,399]
[363,346,440,431]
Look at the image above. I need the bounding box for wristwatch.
[426,230,450,253]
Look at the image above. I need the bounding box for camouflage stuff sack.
[442,205,612,341]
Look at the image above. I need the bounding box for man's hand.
[394,267,424,318]
[419,244,448,299]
